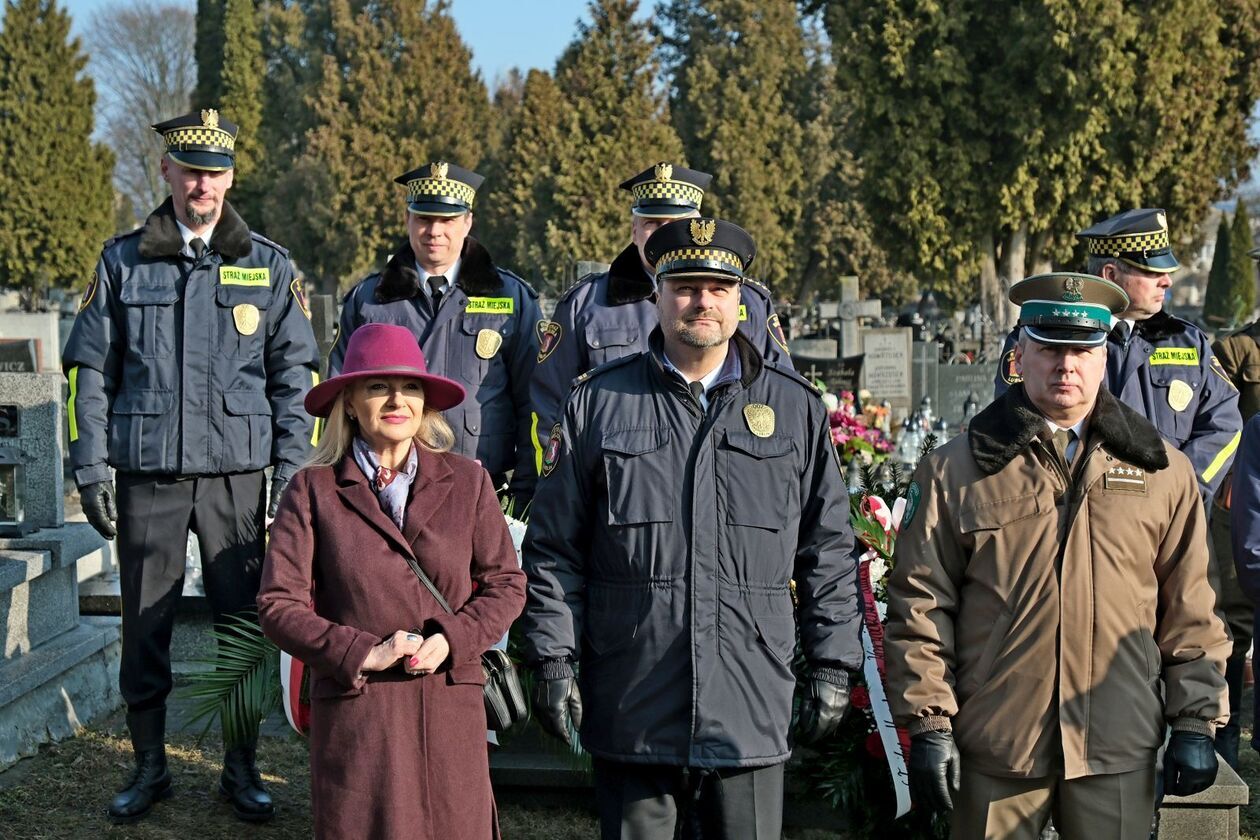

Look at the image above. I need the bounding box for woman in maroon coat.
[259,323,526,840]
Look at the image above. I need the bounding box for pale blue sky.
[59,0,646,84]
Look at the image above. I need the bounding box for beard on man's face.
[185,201,219,228]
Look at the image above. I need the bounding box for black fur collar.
[136,197,253,261]
[374,236,502,303]
[968,383,1169,476]
[605,244,655,306]
[1134,310,1187,342]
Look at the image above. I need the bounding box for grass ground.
[1,702,1255,839]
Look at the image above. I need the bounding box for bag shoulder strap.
[402,553,454,616]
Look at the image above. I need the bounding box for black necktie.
[190,237,206,259]
[428,275,446,309]
[1109,320,1130,347]
[689,381,705,406]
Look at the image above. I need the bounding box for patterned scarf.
[351,436,418,531]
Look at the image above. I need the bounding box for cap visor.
[1023,325,1107,347]
[168,150,234,172]
[657,269,742,283]
[407,200,470,218]
[633,205,697,219]
[1119,253,1179,274]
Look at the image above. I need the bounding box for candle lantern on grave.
[0,446,29,536]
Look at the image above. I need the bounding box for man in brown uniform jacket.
[886,273,1229,839]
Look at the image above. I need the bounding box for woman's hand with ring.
[360,629,425,673]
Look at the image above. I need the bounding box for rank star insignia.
[690,218,716,246]
[200,108,219,129]
[1061,276,1083,302]
[1105,464,1148,493]
[431,161,449,179]
[654,162,672,182]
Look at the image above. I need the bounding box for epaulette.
[103,226,143,249]
[557,271,602,303]
[249,230,290,257]
[763,361,823,395]
[570,351,642,389]
[499,267,539,299]
[742,275,772,298]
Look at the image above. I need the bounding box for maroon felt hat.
[304,323,465,417]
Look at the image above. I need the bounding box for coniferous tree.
[263,0,492,293]
[660,0,809,291]
[219,0,265,217]
[502,0,682,291]
[0,0,114,308]
[1227,201,1256,324]
[1203,215,1234,326]
[194,0,225,108]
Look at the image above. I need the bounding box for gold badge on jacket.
[1167,379,1193,412]
[476,329,503,359]
[232,303,260,336]
[743,403,775,437]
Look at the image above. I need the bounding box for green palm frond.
[178,612,282,749]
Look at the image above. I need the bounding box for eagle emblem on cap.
[1157,211,1167,231]
[200,109,219,129]
[1061,276,1083,302]
[654,162,673,182]
[431,161,449,179]
[690,218,716,246]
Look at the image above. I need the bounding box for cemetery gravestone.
[861,328,913,418]
[0,311,59,371]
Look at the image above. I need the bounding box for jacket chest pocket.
[602,427,674,525]
[585,324,639,368]
[215,284,272,360]
[1147,365,1200,443]
[720,430,795,531]
[454,315,511,383]
[120,279,179,358]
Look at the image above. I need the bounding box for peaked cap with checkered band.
[1076,208,1179,273]
[394,162,484,218]
[643,217,755,281]
[619,162,713,219]
[152,110,237,171]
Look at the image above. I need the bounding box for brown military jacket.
[885,384,1229,780]
[1213,325,1260,423]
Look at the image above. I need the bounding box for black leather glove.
[268,475,290,519]
[80,480,117,540]
[1165,730,1218,796]
[795,668,852,746]
[909,730,962,812]
[531,672,583,747]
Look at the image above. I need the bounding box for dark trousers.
[1208,499,1255,763]
[592,758,784,840]
[115,471,266,736]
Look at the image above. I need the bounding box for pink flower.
[864,496,893,531]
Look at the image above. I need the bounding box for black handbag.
[401,552,529,732]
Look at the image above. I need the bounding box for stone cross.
[837,276,883,358]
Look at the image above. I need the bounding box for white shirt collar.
[415,257,461,292]
[662,346,739,410]
[175,218,215,255]
[1045,417,1088,439]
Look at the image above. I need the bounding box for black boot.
[108,710,172,824]
[219,745,274,822]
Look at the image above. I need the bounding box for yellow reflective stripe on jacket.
[1202,430,1241,484]
[67,366,79,442]
[310,370,322,445]
[531,411,542,474]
